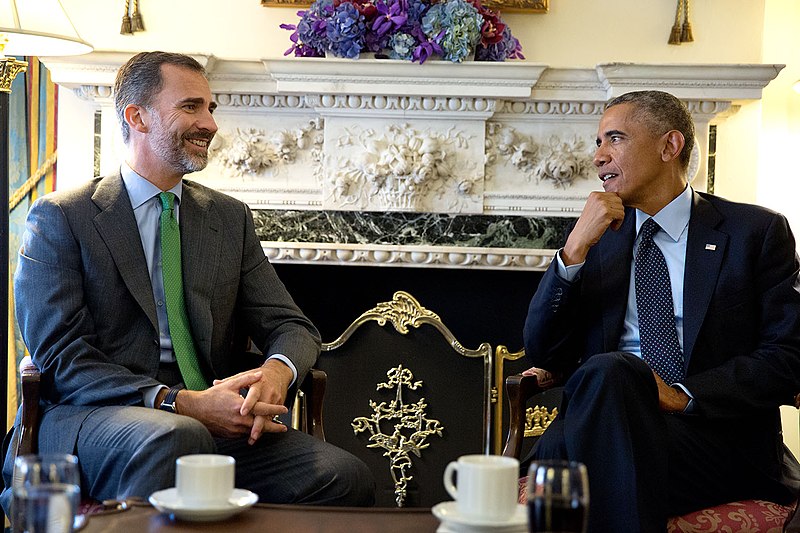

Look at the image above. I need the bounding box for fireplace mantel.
[42,53,782,270]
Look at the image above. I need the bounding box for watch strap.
[159,384,184,413]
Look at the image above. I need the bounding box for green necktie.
[159,192,207,391]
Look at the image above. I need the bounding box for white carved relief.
[209,119,324,179]
[485,124,594,188]
[533,136,594,189]
[325,123,482,213]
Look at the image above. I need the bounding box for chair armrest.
[501,368,561,460]
[18,355,42,457]
[298,368,326,441]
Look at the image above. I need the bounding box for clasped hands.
[176,359,292,444]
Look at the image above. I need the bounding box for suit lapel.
[92,173,159,331]
[180,180,221,362]
[599,210,636,352]
[683,192,727,367]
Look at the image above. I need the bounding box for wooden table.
[80,503,441,532]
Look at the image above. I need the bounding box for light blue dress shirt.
[556,186,693,396]
[121,163,297,407]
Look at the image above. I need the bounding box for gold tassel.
[120,14,132,34]
[680,21,694,42]
[680,0,694,42]
[131,0,145,32]
[668,0,683,45]
[668,23,682,45]
[120,0,132,35]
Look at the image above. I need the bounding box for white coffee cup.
[175,454,235,507]
[443,454,519,522]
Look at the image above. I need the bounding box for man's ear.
[124,104,148,134]
[661,130,685,163]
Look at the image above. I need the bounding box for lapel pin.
[705,244,717,251]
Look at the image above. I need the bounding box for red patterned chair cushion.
[517,477,795,532]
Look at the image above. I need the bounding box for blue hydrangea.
[326,2,366,58]
[421,0,481,62]
[388,32,416,60]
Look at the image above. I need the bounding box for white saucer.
[148,488,258,522]
[432,501,527,532]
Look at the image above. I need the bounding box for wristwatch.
[158,385,184,414]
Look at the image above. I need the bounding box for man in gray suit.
[1,51,374,514]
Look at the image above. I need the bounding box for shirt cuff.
[267,354,297,387]
[144,385,168,409]
[671,383,696,413]
[556,248,584,282]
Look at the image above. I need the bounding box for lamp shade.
[0,0,92,56]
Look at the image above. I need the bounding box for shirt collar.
[120,161,183,208]
[635,185,692,243]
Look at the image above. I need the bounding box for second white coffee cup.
[175,454,235,507]
[443,454,519,522]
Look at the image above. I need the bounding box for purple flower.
[412,37,443,64]
[372,0,409,39]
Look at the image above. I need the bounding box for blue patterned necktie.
[635,218,684,384]
[159,192,207,391]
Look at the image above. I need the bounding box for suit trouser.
[20,405,375,508]
[525,352,793,533]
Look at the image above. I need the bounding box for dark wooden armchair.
[500,349,800,532]
[14,356,327,459]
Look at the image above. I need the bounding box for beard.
[148,116,213,175]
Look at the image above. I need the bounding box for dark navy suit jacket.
[524,190,800,491]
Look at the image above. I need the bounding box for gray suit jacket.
[12,172,321,453]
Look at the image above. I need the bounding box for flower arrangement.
[281,0,523,64]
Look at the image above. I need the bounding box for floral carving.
[209,119,323,179]
[533,136,594,189]
[326,123,481,212]
[486,124,594,188]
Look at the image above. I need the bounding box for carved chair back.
[316,291,493,508]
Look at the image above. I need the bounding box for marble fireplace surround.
[43,54,782,271]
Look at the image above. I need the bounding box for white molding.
[262,242,555,271]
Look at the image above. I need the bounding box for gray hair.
[113,51,206,144]
[607,91,695,171]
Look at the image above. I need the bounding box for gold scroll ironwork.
[351,365,444,507]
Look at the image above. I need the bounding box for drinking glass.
[12,454,81,533]
[526,460,589,533]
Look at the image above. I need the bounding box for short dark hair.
[113,51,206,144]
[606,90,695,171]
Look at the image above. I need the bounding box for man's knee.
[576,352,652,385]
[150,415,215,455]
[314,449,376,506]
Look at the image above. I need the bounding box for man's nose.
[593,144,607,167]
[198,110,218,134]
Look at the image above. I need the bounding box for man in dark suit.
[523,90,800,532]
[1,51,374,515]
